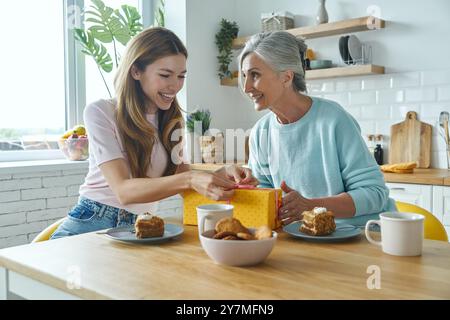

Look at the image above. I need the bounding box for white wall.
[233,0,450,72]
[167,0,450,164]
[167,0,267,161]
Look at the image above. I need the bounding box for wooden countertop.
[190,164,450,186]
[383,168,450,186]
[1,225,450,299]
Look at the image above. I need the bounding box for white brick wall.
[0,162,183,249]
[0,166,86,249]
[307,67,450,168]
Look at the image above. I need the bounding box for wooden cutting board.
[389,111,432,168]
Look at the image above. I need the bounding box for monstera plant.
[74,0,143,97]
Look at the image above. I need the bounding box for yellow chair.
[32,217,66,243]
[396,201,448,242]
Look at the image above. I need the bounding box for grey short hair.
[238,31,308,92]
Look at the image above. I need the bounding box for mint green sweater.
[248,97,397,226]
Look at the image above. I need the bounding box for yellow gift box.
[183,188,282,230]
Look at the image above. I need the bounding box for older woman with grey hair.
[239,31,396,226]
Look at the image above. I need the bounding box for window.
[0,0,152,162]
[0,1,66,159]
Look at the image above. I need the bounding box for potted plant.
[215,19,239,80]
[186,110,223,164]
[73,0,144,97]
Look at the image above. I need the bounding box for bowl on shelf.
[199,228,277,267]
[309,59,333,69]
[58,137,89,161]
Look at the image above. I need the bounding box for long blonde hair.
[114,27,187,178]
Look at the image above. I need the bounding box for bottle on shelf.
[374,134,384,165]
[367,134,375,156]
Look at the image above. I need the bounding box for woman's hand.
[189,171,236,201]
[217,164,259,186]
[278,181,313,225]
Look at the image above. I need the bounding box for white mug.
[196,204,234,235]
[365,212,425,256]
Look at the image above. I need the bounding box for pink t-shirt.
[79,99,168,214]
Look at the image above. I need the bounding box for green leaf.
[155,0,165,27]
[74,29,113,73]
[186,110,211,134]
[85,0,130,46]
[215,19,239,80]
[115,5,143,37]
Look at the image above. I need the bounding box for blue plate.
[283,221,361,242]
[104,224,184,244]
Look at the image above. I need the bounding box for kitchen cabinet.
[222,16,386,85]
[387,182,450,241]
[432,186,450,228]
[386,182,433,212]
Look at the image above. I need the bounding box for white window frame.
[0,0,153,163]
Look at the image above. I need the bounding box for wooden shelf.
[220,77,239,86]
[220,64,385,86]
[232,16,385,49]
[306,64,385,80]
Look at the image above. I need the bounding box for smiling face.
[241,53,288,111]
[132,53,187,113]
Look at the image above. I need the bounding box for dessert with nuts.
[135,213,164,239]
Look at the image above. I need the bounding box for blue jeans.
[50,197,137,240]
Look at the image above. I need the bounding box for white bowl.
[199,228,277,267]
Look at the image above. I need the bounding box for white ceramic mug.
[365,212,425,256]
[196,204,234,235]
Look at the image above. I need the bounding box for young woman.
[51,28,257,239]
[238,31,396,227]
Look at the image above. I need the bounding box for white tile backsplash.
[419,102,450,119]
[404,87,437,103]
[341,79,362,91]
[422,70,450,86]
[312,68,450,168]
[377,89,404,104]
[437,85,450,102]
[362,76,391,91]
[345,106,361,119]
[390,104,420,121]
[375,120,394,137]
[432,135,447,153]
[357,120,376,136]
[360,105,391,120]
[323,92,349,106]
[350,91,377,105]
[307,81,335,93]
[335,81,348,92]
[391,72,421,88]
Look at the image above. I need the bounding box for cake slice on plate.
[135,213,164,239]
[300,207,336,236]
